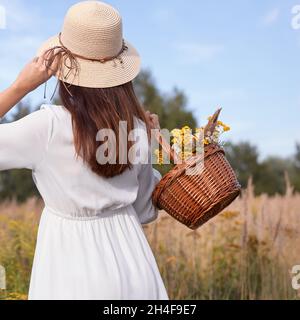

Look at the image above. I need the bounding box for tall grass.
[145,178,300,299]
[0,198,42,300]
[0,180,299,300]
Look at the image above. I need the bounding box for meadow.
[0,178,299,300]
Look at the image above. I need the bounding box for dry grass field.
[0,179,299,300]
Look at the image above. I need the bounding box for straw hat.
[37,1,141,88]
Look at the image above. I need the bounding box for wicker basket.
[152,110,241,229]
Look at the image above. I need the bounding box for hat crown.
[61,1,123,59]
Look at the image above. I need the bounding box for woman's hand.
[0,49,61,118]
[12,49,61,93]
[145,111,160,130]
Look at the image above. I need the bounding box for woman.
[0,1,169,300]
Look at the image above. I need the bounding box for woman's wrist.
[10,80,31,97]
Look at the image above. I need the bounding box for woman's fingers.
[12,49,62,94]
[144,110,151,122]
[46,54,61,77]
[145,110,151,121]
[149,113,159,128]
[36,49,50,68]
[150,113,158,122]
[36,48,61,77]
[31,56,39,63]
[145,111,160,129]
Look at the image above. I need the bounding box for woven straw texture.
[36,1,141,88]
[152,144,241,229]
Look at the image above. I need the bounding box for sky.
[0,0,299,159]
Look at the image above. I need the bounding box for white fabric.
[0,104,168,300]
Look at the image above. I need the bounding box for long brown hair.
[59,80,150,178]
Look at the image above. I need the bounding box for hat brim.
[36,34,141,88]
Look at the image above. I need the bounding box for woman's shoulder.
[37,104,72,129]
[39,103,70,118]
[33,104,72,142]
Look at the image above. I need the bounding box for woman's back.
[0,103,160,223]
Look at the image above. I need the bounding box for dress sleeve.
[0,106,52,171]
[133,163,162,225]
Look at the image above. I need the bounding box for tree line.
[0,70,299,202]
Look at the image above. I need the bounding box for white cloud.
[262,8,280,26]
[174,42,224,64]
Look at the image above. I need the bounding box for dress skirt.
[28,205,169,300]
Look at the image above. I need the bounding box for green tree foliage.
[290,143,300,191]
[257,157,292,195]
[225,141,297,196]
[0,169,38,202]
[225,141,260,189]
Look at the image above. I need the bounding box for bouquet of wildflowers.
[155,109,230,164]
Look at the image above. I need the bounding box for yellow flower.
[183,135,193,143]
[171,128,181,138]
[216,120,230,132]
[169,117,231,161]
[154,149,163,165]
[171,137,178,144]
[203,137,210,145]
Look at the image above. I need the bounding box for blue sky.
[0,0,299,159]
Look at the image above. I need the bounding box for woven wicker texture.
[152,109,241,229]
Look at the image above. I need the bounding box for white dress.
[0,104,169,300]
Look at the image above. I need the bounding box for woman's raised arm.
[0,49,61,118]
